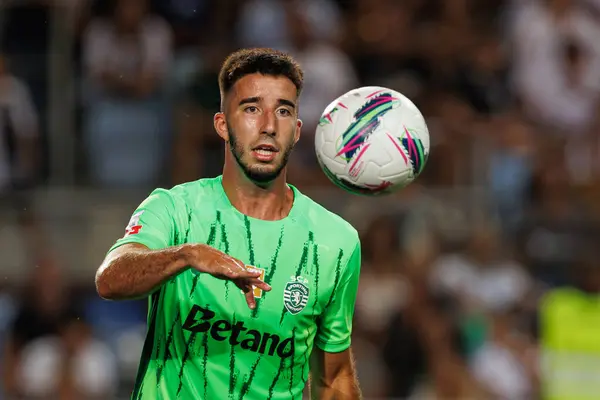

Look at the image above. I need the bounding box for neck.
[222,159,293,221]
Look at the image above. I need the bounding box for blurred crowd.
[2,0,600,398]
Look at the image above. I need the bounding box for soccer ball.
[314,86,430,195]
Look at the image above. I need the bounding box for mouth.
[252,144,279,156]
[251,144,279,162]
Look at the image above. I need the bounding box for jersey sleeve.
[108,189,177,253]
[314,240,361,353]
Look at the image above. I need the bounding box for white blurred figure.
[280,0,358,183]
[430,224,536,399]
[285,0,358,135]
[470,312,536,400]
[18,317,118,400]
[430,225,531,313]
[83,0,173,188]
[509,0,600,133]
[0,54,38,194]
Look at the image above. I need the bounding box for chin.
[244,164,284,184]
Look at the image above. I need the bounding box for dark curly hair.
[218,48,304,110]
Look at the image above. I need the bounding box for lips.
[252,143,279,162]
[252,143,279,153]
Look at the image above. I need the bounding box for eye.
[277,108,292,117]
[244,106,259,114]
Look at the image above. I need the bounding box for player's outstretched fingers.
[233,280,257,309]
[225,258,261,279]
[217,259,259,280]
[245,289,256,309]
[234,268,263,280]
[247,278,271,292]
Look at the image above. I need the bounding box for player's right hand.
[183,243,271,309]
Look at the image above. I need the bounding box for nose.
[261,110,277,136]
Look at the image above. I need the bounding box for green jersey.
[109,176,361,400]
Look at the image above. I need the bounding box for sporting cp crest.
[283,276,310,315]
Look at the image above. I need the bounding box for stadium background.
[1,0,600,398]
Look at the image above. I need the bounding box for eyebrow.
[278,99,296,109]
[239,97,260,106]
[238,97,296,109]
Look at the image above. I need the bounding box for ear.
[294,119,303,145]
[214,112,229,142]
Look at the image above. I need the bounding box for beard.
[228,126,295,184]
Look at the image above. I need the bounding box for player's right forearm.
[95,244,190,300]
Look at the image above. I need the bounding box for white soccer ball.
[314,86,430,195]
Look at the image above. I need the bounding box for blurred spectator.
[425,91,477,186]
[0,54,39,194]
[0,53,49,262]
[383,261,485,398]
[380,306,427,398]
[453,33,513,115]
[17,316,117,400]
[430,224,531,355]
[510,0,600,133]
[284,0,358,185]
[519,151,593,285]
[355,216,407,341]
[0,0,52,121]
[431,224,531,309]
[286,0,357,131]
[488,115,535,234]
[152,0,213,48]
[82,0,173,188]
[353,216,407,397]
[236,0,342,51]
[172,44,226,184]
[470,309,537,399]
[2,261,78,397]
[343,0,416,83]
[155,0,234,99]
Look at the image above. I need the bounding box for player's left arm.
[309,347,360,400]
[310,240,362,400]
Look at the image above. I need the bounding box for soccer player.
[95,48,362,400]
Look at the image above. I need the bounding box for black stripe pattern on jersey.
[252,227,284,318]
[228,313,238,398]
[156,309,180,386]
[267,358,285,400]
[201,324,209,398]
[219,212,231,300]
[288,327,297,397]
[132,288,161,399]
[176,303,211,398]
[176,331,199,397]
[189,214,218,297]
[243,216,255,265]
[311,239,320,310]
[239,354,262,399]
[325,249,344,308]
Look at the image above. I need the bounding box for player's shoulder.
[141,177,221,211]
[169,177,221,200]
[294,187,359,247]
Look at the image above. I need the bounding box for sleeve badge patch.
[124,210,145,237]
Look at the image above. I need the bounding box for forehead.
[230,73,298,103]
